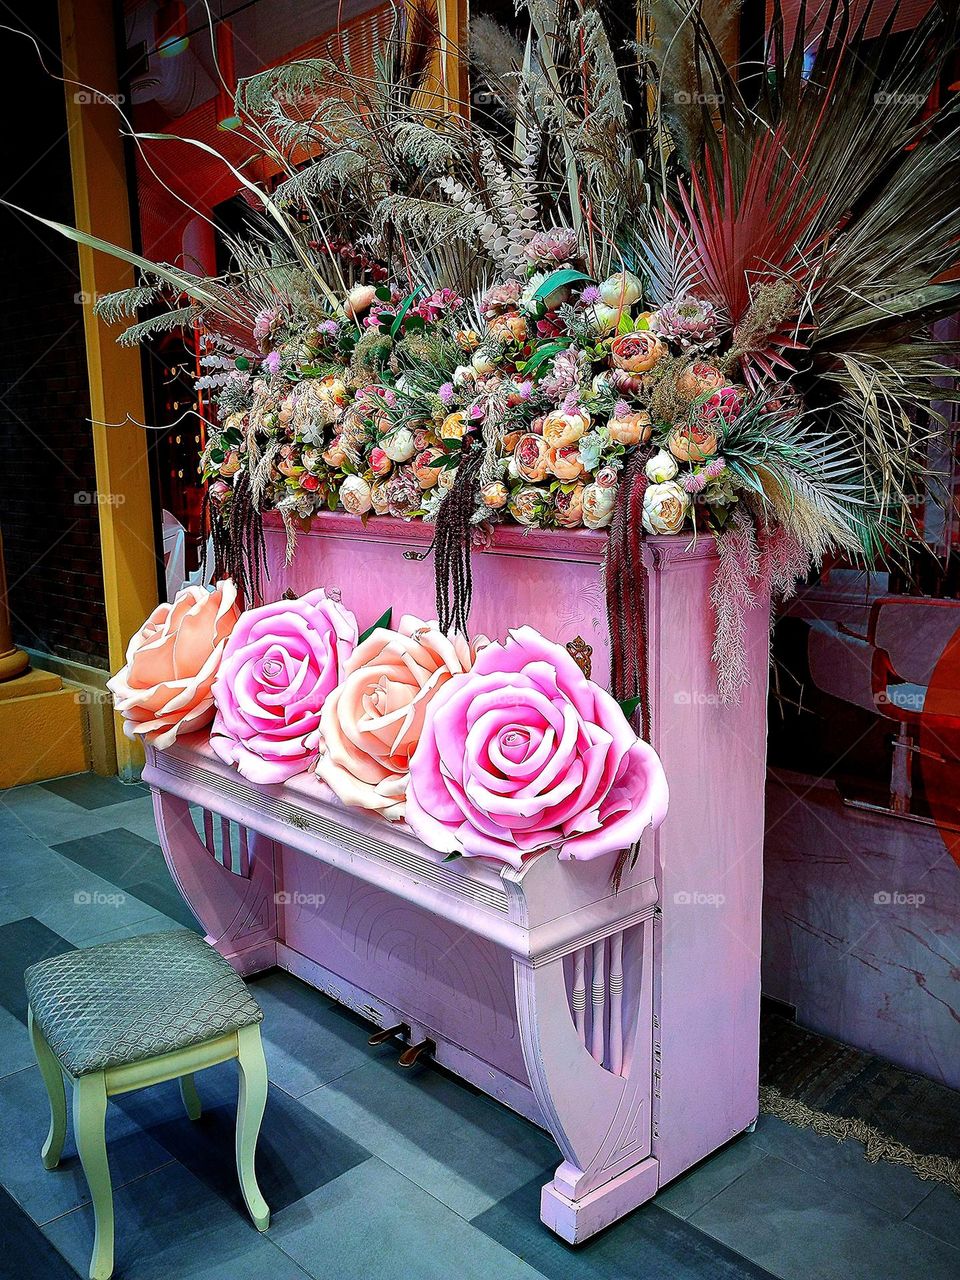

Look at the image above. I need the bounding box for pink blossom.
[704,456,727,478]
[438,382,455,405]
[211,590,358,784]
[613,398,631,419]
[253,308,276,346]
[580,285,601,305]
[700,386,743,425]
[263,351,281,374]
[682,472,708,493]
[404,627,669,867]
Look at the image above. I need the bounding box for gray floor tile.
[689,1154,960,1280]
[0,1065,173,1225]
[749,1113,932,1218]
[473,1172,779,1280]
[0,787,130,847]
[656,1134,769,1219]
[247,971,375,1097]
[905,1184,960,1248]
[115,1060,370,1217]
[299,1054,557,1218]
[39,773,148,810]
[270,1156,547,1280]
[43,1159,309,1280]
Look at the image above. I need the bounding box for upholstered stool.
[25,929,269,1280]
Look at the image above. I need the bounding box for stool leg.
[28,1007,66,1171]
[179,1073,202,1121]
[74,1073,114,1280]
[235,1025,269,1231]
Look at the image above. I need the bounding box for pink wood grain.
[144,516,769,1243]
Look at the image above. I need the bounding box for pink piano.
[143,514,770,1241]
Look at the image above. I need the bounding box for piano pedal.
[368,1022,409,1047]
[397,1038,435,1069]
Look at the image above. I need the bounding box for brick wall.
[0,0,109,669]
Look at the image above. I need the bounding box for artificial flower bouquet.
[110,583,669,871]
[204,253,747,542]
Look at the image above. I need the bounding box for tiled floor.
[0,772,957,1280]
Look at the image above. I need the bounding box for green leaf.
[359,607,392,643]
[0,198,223,309]
[375,286,392,302]
[443,851,462,862]
[618,696,642,721]
[532,269,594,303]
[617,311,636,334]
[524,340,571,376]
[390,285,425,338]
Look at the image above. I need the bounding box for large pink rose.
[210,589,358,784]
[107,582,240,749]
[405,627,669,867]
[315,617,488,821]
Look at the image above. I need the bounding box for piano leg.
[513,920,659,1243]
[151,788,279,975]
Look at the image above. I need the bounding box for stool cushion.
[25,930,263,1077]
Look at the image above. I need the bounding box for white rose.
[642,481,691,535]
[599,271,643,307]
[645,448,679,484]
[582,482,616,529]
[453,364,479,387]
[587,303,620,335]
[383,428,416,463]
[339,475,373,515]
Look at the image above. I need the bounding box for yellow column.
[59,0,158,778]
[437,0,469,113]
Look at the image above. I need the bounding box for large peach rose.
[315,617,487,820]
[610,331,665,373]
[107,582,241,749]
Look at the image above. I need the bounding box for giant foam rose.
[315,617,488,821]
[210,589,357,784]
[404,627,669,867]
[107,582,241,749]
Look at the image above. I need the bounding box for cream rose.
[339,475,373,515]
[107,582,241,749]
[645,448,679,483]
[509,486,543,526]
[481,481,509,509]
[582,482,616,529]
[642,481,691,534]
[315,617,488,821]
[599,271,643,307]
[383,428,416,463]
[542,409,590,448]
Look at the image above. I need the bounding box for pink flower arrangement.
[315,617,488,820]
[210,589,358,784]
[107,582,241,749]
[404,627,669,867]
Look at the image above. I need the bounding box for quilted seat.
[24,929,263,1077]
